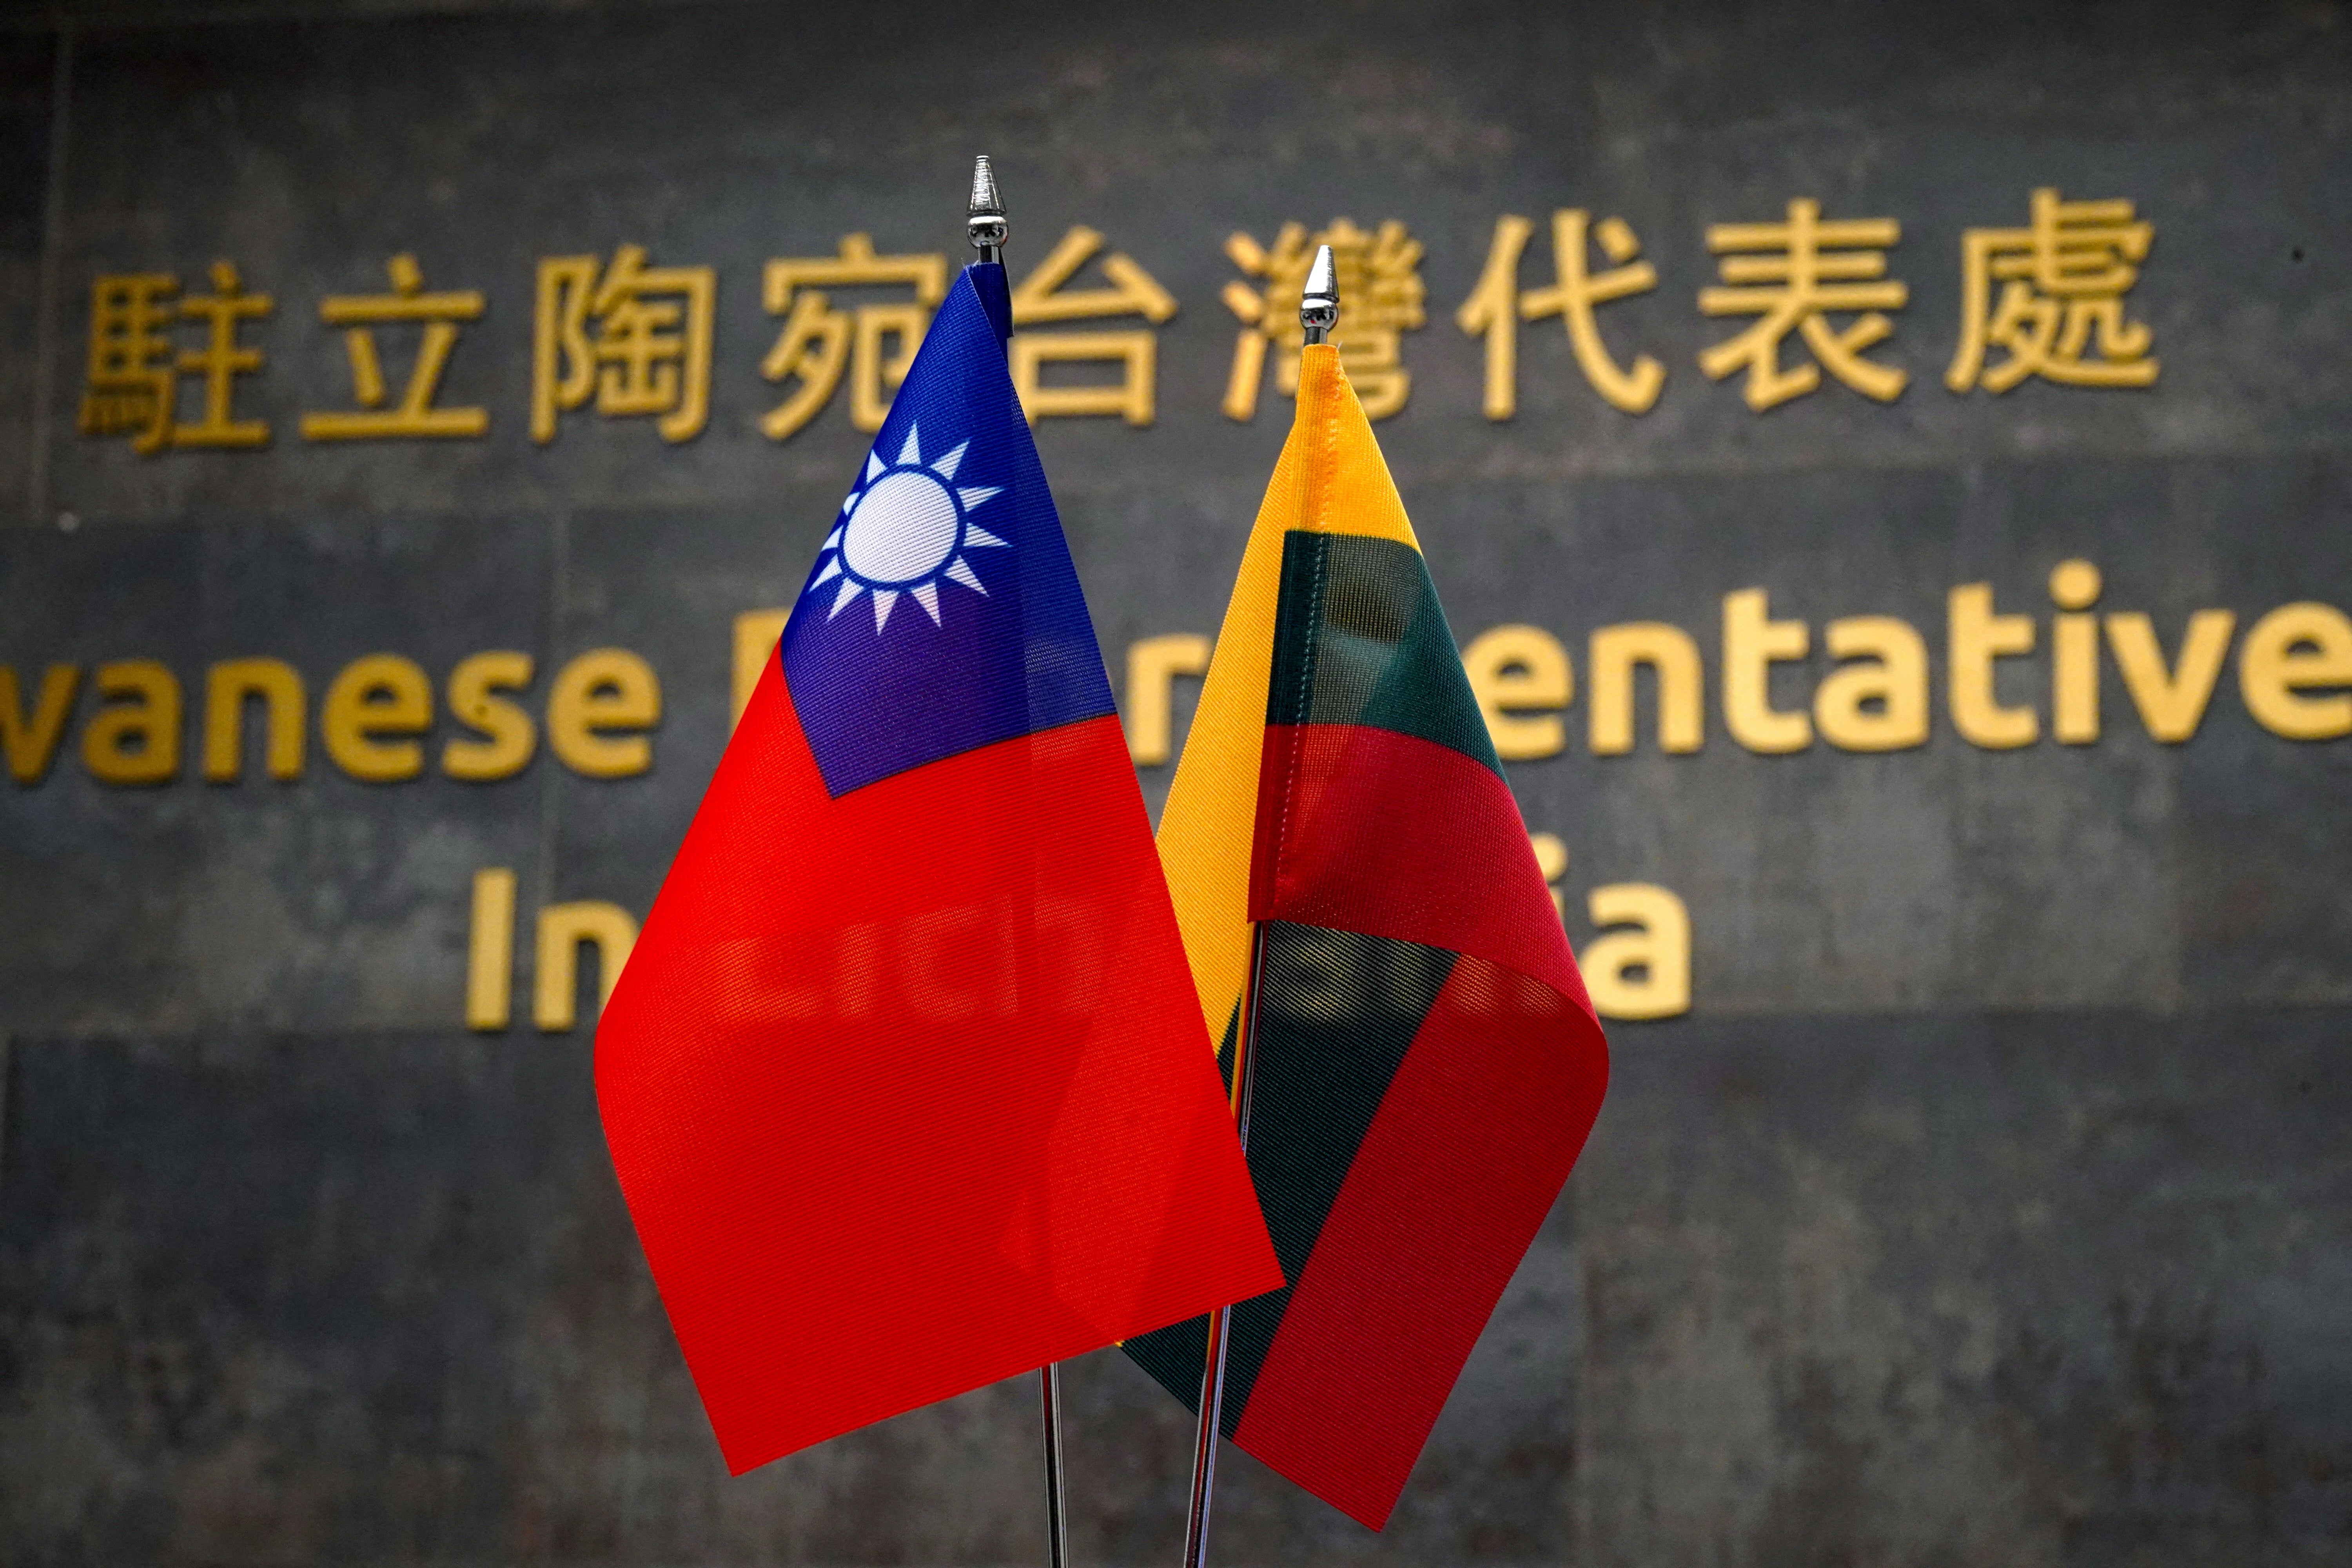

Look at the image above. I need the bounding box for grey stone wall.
[1,2,2348,1563]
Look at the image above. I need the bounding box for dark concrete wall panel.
[1577,1008,2352,1567]
[0,1030,1581,1564]
[0,34,53,525]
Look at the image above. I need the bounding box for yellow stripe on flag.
[1156,344,1421,1049]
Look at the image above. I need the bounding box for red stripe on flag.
[1253,723,1592,1011]
[1231,954,1607,1528]
[597,657,1281,1472]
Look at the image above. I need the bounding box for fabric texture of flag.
[596,261,1282,1475]
[1123,343,1610,1530]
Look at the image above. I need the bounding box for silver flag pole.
[1178,918,1273,1568]
[969,153,1065,1568]
[970,154,1005,267]
[1041,1361,1070,1568]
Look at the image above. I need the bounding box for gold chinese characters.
[1948,188,2158,392]
[1461,211,1666,417]
[73,190,2161,458]
[532,246,717,444]
[760,234,947,441]
[303,254,488,441]
[1225,218,1424,419]
[1699,199,1908,410]
[79,263,273,452]
[1009,225,1178,426]
[1457,186,2156,417]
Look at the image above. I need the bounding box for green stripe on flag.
[1120,923,1457,1431]
[1266,532,1502,773]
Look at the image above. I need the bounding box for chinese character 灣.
[78,262,275,453]
[1699,200,1906,410]
[532,245,715,444]
[1223,218,1425,421]
[1458,210,1665,418]
[301,254,488,441]
[1009,226,1177,426]
[1947,188,2156,393]
[759,234,948,441]
[78,273,180,453]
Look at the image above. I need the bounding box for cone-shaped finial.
[1300,243,1338,344]
[968,156,1007,263]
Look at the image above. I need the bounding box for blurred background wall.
[1,1,2348,1563]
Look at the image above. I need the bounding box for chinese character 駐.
[79,262,275,453]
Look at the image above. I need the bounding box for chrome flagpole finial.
[968,156,1007,263]
[1299,243,1338,345]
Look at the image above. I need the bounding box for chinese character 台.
[1223,218,1425,421]
[760,234,948,441]
[1458,210,1666,418]
[1009,226,1177,426]
[1699,199,1907,410]
[1947,188,2157,393]
[301,253,488,441]
[532,245,715,444]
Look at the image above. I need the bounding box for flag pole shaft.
[1041,1363,1069,1568]
[1185,249,1335,1566]
[971,153,1058,1568]
[1181,922,1269,1568]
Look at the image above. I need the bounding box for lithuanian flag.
[1123,343,1610,1530]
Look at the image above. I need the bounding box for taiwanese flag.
[596,261,1281,1474]
[1122,343,1610,1528]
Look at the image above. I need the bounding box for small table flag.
[596,260,1281,1475]
[1124,341,1610,1530]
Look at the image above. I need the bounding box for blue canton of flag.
[780,264,1116,797]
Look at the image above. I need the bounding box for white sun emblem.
[809,423,1010,632]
